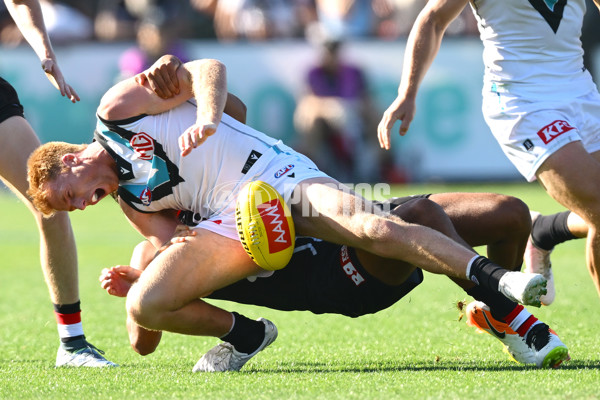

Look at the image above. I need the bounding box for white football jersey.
[470,0,595,97]
[95,100,286,220]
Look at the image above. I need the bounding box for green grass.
[0,183,599,400]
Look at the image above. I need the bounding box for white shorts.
[482,88,600,182]
[196,144,329,240]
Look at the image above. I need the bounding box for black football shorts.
[0,77,25,124]
[209,236,423,318]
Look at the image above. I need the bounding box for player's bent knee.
[492,195,531,238]
[132,343,155,356]
[390,198,446,228]
[126,285,161,330]
[130,332,161,356]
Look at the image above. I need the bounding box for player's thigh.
[536,141,600,217]
[130,228,260,311]
[290,176,381,246]
[428,192,530,247]
[353,248,417,286]
[0,116,41,198]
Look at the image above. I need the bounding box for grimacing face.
[42,163,117,212]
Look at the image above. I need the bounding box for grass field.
[0,182,598,400]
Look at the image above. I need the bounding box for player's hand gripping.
[99,227,197,297]
[41,57,80,103]
[99,265,142,297]
[135,54,182,99]
[161,225,198,247]
[377,94,417,150]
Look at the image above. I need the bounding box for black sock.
[468,256,507,293]
[466,285,517,321]
[53,302,81,314]
[531,211,577,251]
[221,312,265,354]
[60,337,88,351]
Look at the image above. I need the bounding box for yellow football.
[236,181,295,270]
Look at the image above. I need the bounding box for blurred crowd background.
[1,0,599,184]
[0,0,480,45]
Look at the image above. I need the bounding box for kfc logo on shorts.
[257,199,292,253]
[140,187,152,206]
[537,120,575,145]
[274,164,294,178]
[130,132,155,160]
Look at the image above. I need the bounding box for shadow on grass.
[2,358,598,373]
[248,359,600,373]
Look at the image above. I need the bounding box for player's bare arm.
[118,199,180,250]
[138,55,246,124]
[377,0,468,149]
[225,93,247,124]
[138,56,229,154]
[99,58,228,156]
[98,63,194,121]
[4,0,79,102]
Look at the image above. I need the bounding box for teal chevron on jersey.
[99,128,129,148]
[147,155,171,190]
[94,120,185,208]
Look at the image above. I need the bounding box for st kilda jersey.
[94,100,281,219]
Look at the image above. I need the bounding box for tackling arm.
[225,93,247,124]
[135,54,244,123]
[98,57,228,155]
[118,199,180,250]
[98,58,227,122]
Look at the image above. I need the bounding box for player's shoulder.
[97,78,148,120]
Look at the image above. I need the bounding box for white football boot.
[193,318,278,372]
[498,271,547,307]
[55,341,118,367]
[524,211,555,306]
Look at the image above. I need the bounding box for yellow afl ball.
[236,181,295,270]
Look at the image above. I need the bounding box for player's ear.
[61,153,79,167]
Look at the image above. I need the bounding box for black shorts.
[0,77,25,124]
[209,237,424,318]
[375,194,431,212]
